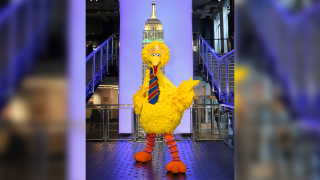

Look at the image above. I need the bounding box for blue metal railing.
[86,35,117,103]
[198,35,235,104]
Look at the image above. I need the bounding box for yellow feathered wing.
[172,77,199,113]
[133,68,199,134]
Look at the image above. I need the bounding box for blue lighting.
[119,0,193,133]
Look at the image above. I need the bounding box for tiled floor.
[86,141,234,180]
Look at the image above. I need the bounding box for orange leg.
[134,133,156,162]
[162,133,187,174]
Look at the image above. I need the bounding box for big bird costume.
[133,41,199,174]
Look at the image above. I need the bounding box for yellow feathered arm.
[133,69,150,116]
[172,77,199,113]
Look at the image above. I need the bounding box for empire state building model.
[142,0,165,84]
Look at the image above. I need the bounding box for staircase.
[86,35,119,103]
[195,35,234,105]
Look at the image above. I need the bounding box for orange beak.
[153,66,158,76]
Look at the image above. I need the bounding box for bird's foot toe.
[166,160,187,174]
[134,151,152,162]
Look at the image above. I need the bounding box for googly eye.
[151,53,155,56]
[157,53,161,57]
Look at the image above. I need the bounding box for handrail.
[86,37,111,62]
[86,34,116,62]
[0,0,25,26]
[219,49,235,61]
[201,38,232,52]
[221,104,234,109]
[199,35,220,60]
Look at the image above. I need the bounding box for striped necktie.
[148,68,160,104]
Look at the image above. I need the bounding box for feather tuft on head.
[141,41,170,68]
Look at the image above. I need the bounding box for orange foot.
[134,151,152,162]
[166,161,187,174]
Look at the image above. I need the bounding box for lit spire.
[151,0,156,19]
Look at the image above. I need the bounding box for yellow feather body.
[133,68,199,134]
[132,41,199,134]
